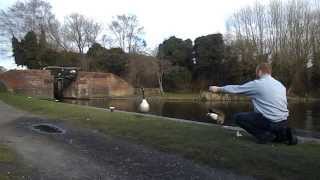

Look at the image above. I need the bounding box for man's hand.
[209,86,221,93]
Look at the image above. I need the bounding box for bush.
[163,66,192,91]
[87,44,128,76]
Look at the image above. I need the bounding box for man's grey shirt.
[222,75,289,122]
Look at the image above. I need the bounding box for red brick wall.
[63,71,134,99]
[0,70,54,98]
[0,70,134,99]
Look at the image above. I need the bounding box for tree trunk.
[157,72,164,95]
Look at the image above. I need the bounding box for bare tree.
[156,59,172,94]
[126,55,159,88]
[108,14,145,53]
[0,0,62,55]
[226,0,320,94]
[47,18,71,51]
[0,0,56,38]
[101,34,114,48]
[63,13,101,54]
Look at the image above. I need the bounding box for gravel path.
[0,100,254,180]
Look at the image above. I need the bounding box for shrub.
[163,66,192,91]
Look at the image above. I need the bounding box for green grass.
[1,93,320,180]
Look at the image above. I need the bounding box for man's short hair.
[256,63,272,74]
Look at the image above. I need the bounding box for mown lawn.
[0,93,320,180]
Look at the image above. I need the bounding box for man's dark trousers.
[234,112,288,143]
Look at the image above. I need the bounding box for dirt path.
[0,101,254,180]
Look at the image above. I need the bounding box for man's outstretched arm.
[209,80,257,96]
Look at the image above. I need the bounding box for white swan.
[139,88,150,112]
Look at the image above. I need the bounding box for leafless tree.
[63,13,101,54]
[0,0,56,38]
[226,0,320,93]
[108,14,145,54]
[126,55,159,88]
[156,58,173,94]
[0,0,64,55]
[101,34,115,49]
[46,19,71,51]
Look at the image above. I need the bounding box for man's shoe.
[285,128,298,145]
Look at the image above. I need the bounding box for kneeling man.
[209,63,297,145]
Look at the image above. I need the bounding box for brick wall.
[0,70,134,99]
[0,70,54,98]
[63,71,134,99]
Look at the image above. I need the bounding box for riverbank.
[110,92,201,101]
[0,93,320,179]
[114,92,320,102]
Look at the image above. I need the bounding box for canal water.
[63,98,320,133]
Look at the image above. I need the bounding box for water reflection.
[63,98,320,132]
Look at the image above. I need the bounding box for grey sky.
[0,0,259,69]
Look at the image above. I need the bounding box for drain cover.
[31,123,65,134]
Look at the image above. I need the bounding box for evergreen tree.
[193,33,225,83]
[87,43,128,76]
[163,66,192,91]
[23,31,40,69]
[157,36,193,68]
[87,43,105,57]
[12,36,26,66]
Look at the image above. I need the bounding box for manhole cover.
[31,123,65,134]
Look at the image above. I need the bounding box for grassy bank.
[0,93,320,180]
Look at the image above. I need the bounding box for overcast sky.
[0,0,260,69]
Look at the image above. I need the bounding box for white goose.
[207,109,224,124]
[139,88,150,112]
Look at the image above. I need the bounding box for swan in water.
[139,88,150,112]
[207,109,224,124]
